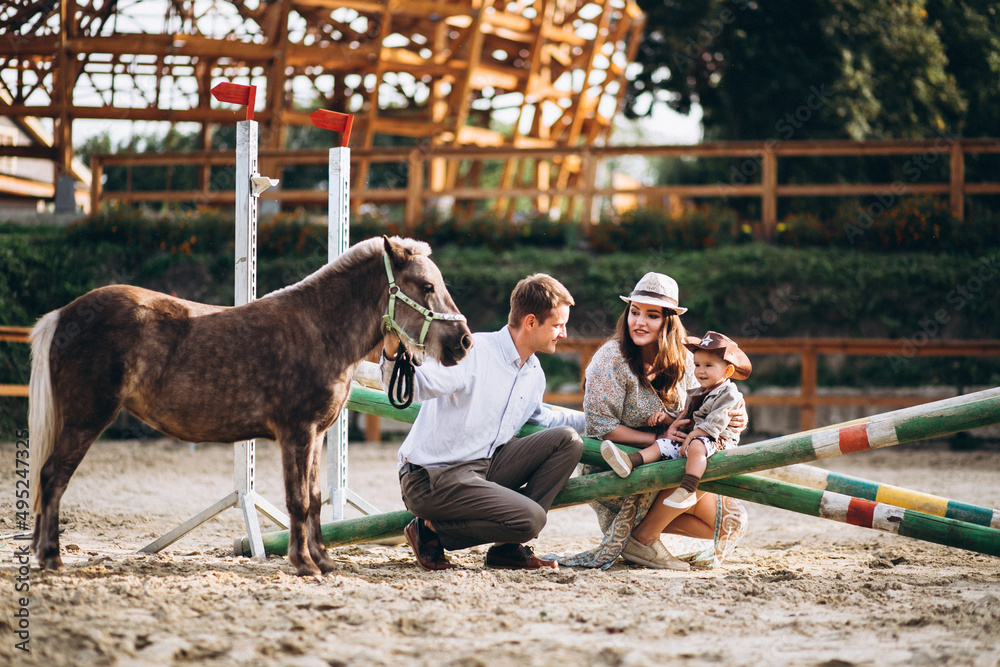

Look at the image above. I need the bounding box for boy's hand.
[647,411,671,427]
[383,331,401,360]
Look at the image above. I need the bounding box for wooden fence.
[6,326,998,438]
[0,326,29,398]
[546,338,1000,433]
[90,138,1000,239]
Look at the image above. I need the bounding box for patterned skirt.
[550,466,748,570]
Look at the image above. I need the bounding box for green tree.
[627,0,976,141]
[76,126,203,199]
[925,0,1000,139]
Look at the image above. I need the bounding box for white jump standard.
[140,82,288,559]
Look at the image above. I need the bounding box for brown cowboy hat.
[682,331,752,380]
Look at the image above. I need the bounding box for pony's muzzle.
[442,331,473,366]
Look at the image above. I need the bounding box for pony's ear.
[382,235,405,266]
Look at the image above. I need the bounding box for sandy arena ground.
[0,435,998,666]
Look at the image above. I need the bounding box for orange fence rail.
[90,138,1000,238]
[5,328,999,436]
[546,338,1000,433]
[0,326,30,398]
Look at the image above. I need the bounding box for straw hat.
[683,331,752,380]
[619,272,687,314]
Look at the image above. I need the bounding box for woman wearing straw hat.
[557,272,749,570]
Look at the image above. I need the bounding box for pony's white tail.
[28,310,60,515]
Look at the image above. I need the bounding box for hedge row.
[70,193,1000,260]
[2,215,999,436]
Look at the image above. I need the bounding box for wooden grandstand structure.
[0,0,645,214]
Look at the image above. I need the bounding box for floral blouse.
[583,340,698,439]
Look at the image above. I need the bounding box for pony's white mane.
[263,236,430,298]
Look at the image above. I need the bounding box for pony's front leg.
[278,427,326,576]
[305,431,336,574]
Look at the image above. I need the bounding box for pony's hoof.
[41,556,65,571]
[316,557,337,574]
[295,563,322,577]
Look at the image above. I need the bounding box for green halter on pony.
[382,247,467,408]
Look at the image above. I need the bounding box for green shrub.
[953,202,1000,253]
[4,225,1000,439]
[774,212,839,248]
[590,205,739,253]
[775,195,999,253]
[845,194,959,252]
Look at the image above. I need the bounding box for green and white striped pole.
[551,386,1000,508]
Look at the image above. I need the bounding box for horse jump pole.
[309,109,380,521]
[700,473,1000,557]
[555,386,1000,507]
[142,83,288,558]
[237,476,1000,559]
[754,463,1000,529]
[236,382,1000,556]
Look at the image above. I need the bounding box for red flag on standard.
[310,109,354,147]
[211,83,257,121]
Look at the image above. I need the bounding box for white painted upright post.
[141,85,290,558]
[307,109,379,521]
[233,120,266,556]
[326,145,351,521]
[325,146,381,520]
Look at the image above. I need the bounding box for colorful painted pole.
[349,365,1000,470]
[552,386,1000,508]
[238,385,1000,556]
[700,473,1000,557]
[755,464,1000,530]
[237,472,1000,558]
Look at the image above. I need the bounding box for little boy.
[600,331,751,508]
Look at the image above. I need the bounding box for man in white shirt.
[382,273,585,570]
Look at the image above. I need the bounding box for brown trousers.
[399,425,583,551]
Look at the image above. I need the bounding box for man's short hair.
[508,273,575,329]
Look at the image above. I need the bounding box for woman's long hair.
[614,304,688,406]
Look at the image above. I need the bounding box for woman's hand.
[728,401,749,433]
[665,418,691,442]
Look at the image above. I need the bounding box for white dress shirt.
[381,326,585,469]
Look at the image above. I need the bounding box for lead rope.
[387,342,415,409]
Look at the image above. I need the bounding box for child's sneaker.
[600,440,633,478]
[662,487,698,508]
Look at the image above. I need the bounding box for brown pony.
[28,236,472,576]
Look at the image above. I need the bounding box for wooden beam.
[0,145,57,159]
[0,326,30,343]
[0,35,60,56]
[0,104,275,123]
[284,43,379,69]
[775,183,950,197]
[450,0,490,140]
[950,141,965,220]
[761,147,777,237]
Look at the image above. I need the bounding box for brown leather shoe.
[485,543,558,570]
[404,518,456,571]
